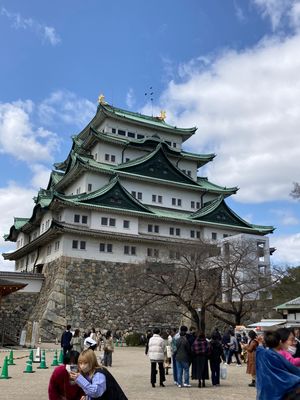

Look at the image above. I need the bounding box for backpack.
[94,368,128,400]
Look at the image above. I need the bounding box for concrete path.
[0,344,256,399]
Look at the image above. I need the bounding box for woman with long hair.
[103,330,114,367]
[241,330,258,387]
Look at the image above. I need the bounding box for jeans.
[172,355,178,383]
[228,350,241,365]
[176,360,190,386]
[103,350,112,366]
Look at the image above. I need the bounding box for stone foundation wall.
[0,292,39,343]
[27,257,181,341]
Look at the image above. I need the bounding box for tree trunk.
[200,307,206,333]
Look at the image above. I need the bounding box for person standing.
[61,324,73,356]
[228,331,242,366]
[147,327,166,388]
[209,332,223,387]
[103,330,114,367]
[241,330,258,387]
[170,328,178,385]
[176,326,191,388]
[70,329,83,353]
[191,330,210,388]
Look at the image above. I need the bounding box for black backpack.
[94,367,128,400]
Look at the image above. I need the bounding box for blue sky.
[1,0,300,269]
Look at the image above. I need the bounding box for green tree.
[272,266,300,305]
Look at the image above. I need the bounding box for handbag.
[220,363,228,380]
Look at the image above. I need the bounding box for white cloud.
[234,2,246,22]
[157,33,300,204]
[271,233,300,265]
[0,182,36,271]
[126,88,135,109]
[38,90,96,128]
[1,7,61,45]
[30,164,52,189]
[253,0,300,31]
[0,100,58,163]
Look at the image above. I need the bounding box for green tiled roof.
[275,297,300,310]
[14,217,30,229]
[100,103,197,136]
[56,176,153,214]
[115,144,199,186]
[190,196,274,234]
[197,177,238,194]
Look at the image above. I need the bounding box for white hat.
[84,337,97,350]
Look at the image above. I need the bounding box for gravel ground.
[0,344,257,400]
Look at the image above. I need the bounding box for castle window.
[123,220,130,229]
[190,230,195,238]
[191,201,195,208]
[74,214,80,223]
[196,202,200,209]
[131,191,136,198]
[101,217,108,226]
[166,141,171,146]
[187,170,191,176]
[109,218,116,227]
[88,184,92,192]
[172,198,176,206]
[212,232,217,240]
[196,231,200,239]
[80,241,86,250]
[170,227,174,235]
[105,154,110,161]
[82,215,88,224]
[137,134,144,139]
[147,248,159,257]
[94,153,98,160]
[137,192,143,200]
[148,224,153,233]
[100,243,113,253]
[111,155,116,162]
[173,142,177,148]
[176,228,181,236]
[154,225,159,233]
[125,158,130,162]
[76,188,81,194]
[124,246,136,255]
[158,195,162,203]
[118,129,126,136]
[54,241,60,251]
[177,199,182,206]
[128,132,135,138]
[152,194,156,202]
[47,245,52,255]
[223,234,229,238]
[112,128,116,134]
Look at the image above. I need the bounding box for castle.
[2,97,274,339]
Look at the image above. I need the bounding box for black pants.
[151,361,165,384]
[210,360,220,385]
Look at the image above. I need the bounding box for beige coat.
[245,339,258,376]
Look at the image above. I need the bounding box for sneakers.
[174,381,178,385]
[183,384,192,387]
[236,364,242,367]
[177,384,182,388]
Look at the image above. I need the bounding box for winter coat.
[245,339,258,376]
[175,335,191,363]
[148,334,165,362]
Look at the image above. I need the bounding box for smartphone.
[70,364,78,373]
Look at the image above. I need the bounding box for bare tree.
[208,238,284,326]
[130,240,221,332]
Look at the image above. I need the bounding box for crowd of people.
[52,323,300,399]
[145,324,300,398]
[49,324,127,399]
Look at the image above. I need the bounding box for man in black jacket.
[61,324,73,356]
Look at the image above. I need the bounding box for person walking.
[228,331,242,366]
[61,324,73,356]
[241,330,258,387]
[176,326,191,388]
[191,330,210,388]
[147,327,166,388]
[170,328,178,385]
[103,330,114,367]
